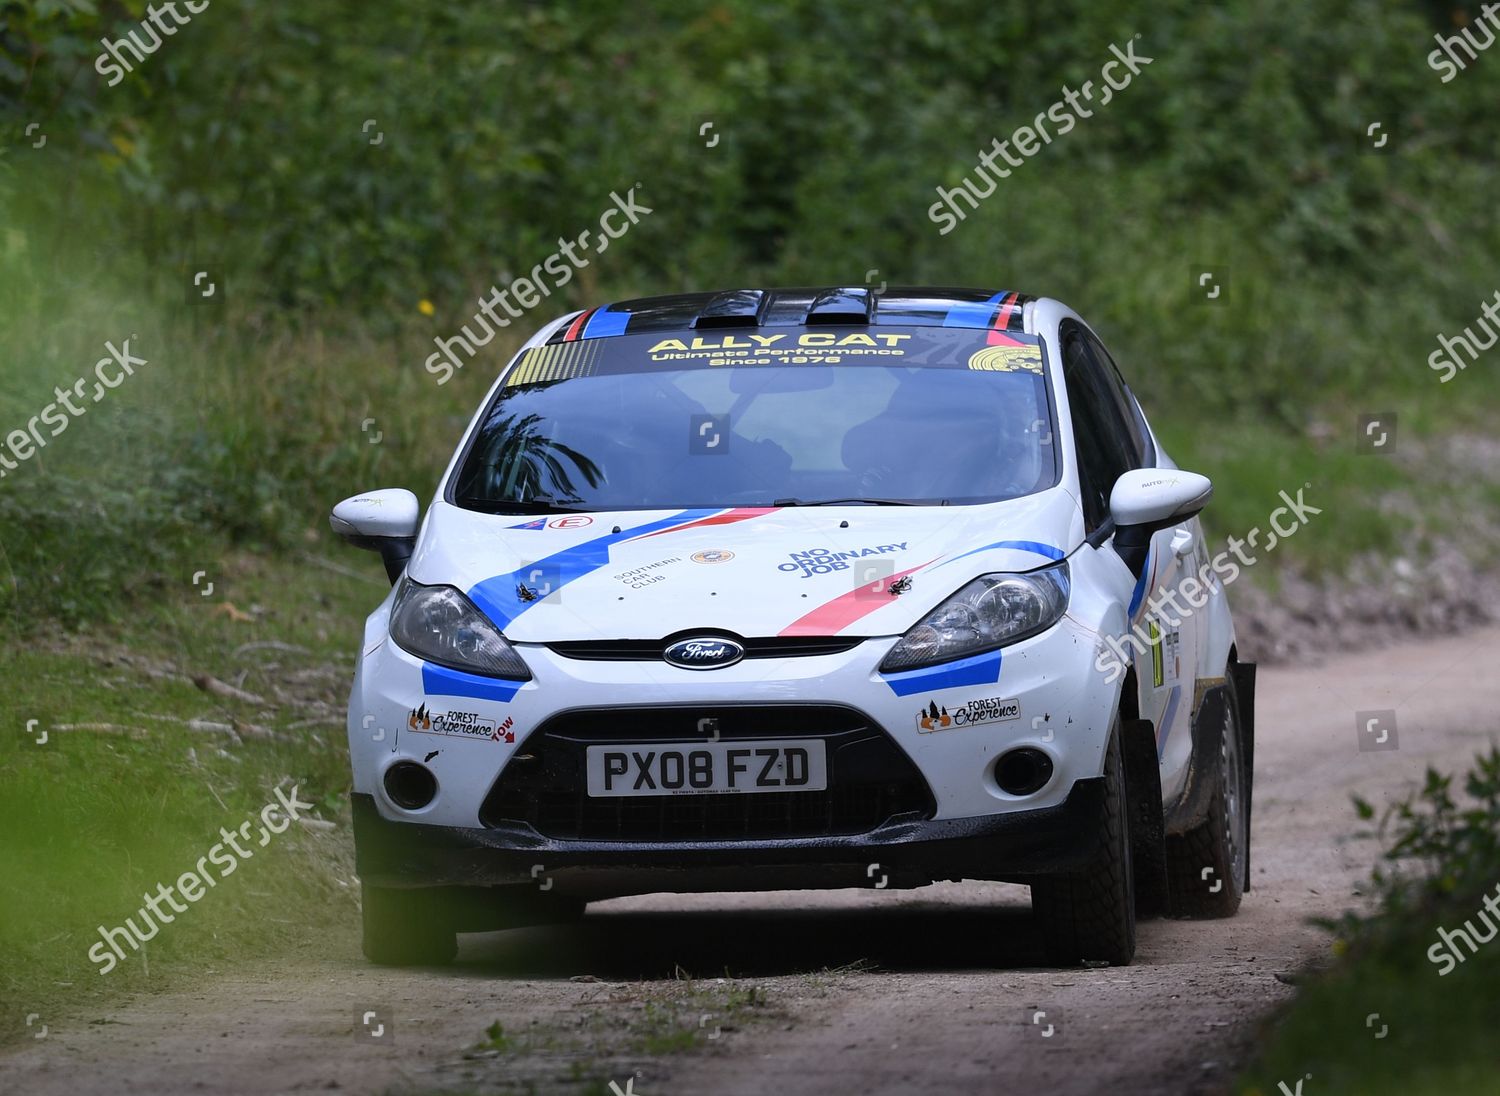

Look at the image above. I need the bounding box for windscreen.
[451,325,1056,510]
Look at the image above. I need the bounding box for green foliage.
[1340,749,1500,947]
[478,1020,514,1054]
[0,471,206,626]
[6,1,1500,339]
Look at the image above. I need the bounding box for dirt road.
[5,629,1497,1096]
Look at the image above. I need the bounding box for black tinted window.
[1080,329,1151,465]
[1061,321,1141,530]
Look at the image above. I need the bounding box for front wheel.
[361,883,458,966]
[1031,725,1137,966]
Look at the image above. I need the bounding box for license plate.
[585,740,828,797]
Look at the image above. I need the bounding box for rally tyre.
[1031,726,1137,966]
[361,883,458,966]
[1165,676,1248,919]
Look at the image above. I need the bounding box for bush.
[1334,748,1500,953]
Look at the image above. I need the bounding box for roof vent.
[692,289,767,329]
[805,287,874,325]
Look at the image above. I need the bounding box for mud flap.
[1229,661,1256,892]
[1121,717,1168,918]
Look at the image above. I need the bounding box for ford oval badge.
[664,636,745,670]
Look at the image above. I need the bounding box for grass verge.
[0,545,388,1045]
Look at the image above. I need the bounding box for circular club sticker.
[691,549,735,564]
[548,515,594,529]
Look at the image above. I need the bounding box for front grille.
[546,636,862,661]
[480,705,934,841]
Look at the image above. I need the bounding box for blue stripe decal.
[934,540,1065,569]
[881,649,1003,697]
[1127,545,1154,620]
[1155,684,1181,759]
[583,307,629,338]
[421,664,525,703]
[468,510,717,629]
[941,292,1006,329]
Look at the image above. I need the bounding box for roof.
[547,287,1036,344]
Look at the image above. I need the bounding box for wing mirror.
[1109,469,1213,577]
[330,488,420,583]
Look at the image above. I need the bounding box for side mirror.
[330,489,420,584]
[1109,469,1213,577]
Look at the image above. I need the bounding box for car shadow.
[450,895,1051,978]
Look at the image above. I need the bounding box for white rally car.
[333,287,1255,967]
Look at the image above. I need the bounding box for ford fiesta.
[332,287,1255,968]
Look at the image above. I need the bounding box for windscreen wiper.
[771,496,934,507]
[458,496,592,514]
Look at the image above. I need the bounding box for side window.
[1061,322,1140,531]
[1081,329,1153,466]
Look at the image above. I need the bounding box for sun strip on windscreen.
[503,326,1045,387]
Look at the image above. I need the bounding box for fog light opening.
[384,761,438,810]
[994,748,1054,797]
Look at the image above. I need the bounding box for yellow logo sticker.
[967,344,1043,373]
[1150,619,1164,688]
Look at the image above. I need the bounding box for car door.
[1061,322,1200,783]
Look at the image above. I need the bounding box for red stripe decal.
[779,558,939,636]
[562,308,594,342]
[987,292,1023,345]
[631,507,776,540]
[993,292,1017,329]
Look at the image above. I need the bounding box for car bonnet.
[406,489,1084,643]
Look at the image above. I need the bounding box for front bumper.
[352,776,1106,898]
[348,615,1119,831]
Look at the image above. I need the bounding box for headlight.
[388,579,531,680]
[879,562,1070,672]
